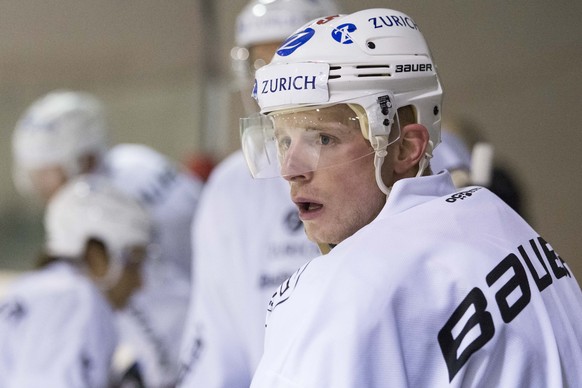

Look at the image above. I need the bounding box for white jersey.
[251,172,582,387]
[0,262,117,387]
[178,150,320,387]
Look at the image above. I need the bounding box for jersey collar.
[379,171,456,218]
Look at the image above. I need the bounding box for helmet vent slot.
[328,65,392,79]
[329,65,342,79]
[357,73,391,78]
[356,65,391,69]
[356,65,391,78]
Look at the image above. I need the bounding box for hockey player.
[0,175,152,387]
[241,8,582,387]
[177,1,339,387]
[105,143,202,387]
[11,90,203,387]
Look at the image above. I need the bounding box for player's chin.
[305,223,341,247]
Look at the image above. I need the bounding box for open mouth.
[297,201,323,214]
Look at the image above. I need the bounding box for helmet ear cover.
[346,92,398,139]
[345,91,402,154]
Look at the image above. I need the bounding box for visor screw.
[433,106,439,115]
[383,119,390,126]
[381,107,389,115]
[367,41,376,49]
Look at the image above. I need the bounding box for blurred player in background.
[12,91,108,203]
[177,1,339,387]
[11,90,203,387]
[0,175,152,387]
[105,143,202,387]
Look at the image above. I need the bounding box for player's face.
[280,104,388,245]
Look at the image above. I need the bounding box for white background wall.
[1,0,581,279]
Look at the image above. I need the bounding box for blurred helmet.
[12,90,109,196]
[235,0,339,48]
[45,175,152,289]
[240,8,443,193]
[232,0,340,114]
[104,144,203,277]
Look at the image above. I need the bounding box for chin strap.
[372,135,392,196]
[416,140,434,178]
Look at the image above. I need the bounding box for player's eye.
[321,134,331,145]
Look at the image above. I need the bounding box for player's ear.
[84,238,109,278]
[393,123,429,176]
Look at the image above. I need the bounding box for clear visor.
[240,104,400,179]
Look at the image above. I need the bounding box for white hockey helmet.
[105,144,203,277]
[235,0,340,48]
[240,8,443,194]
[12,90,108,197]
[232,0,340,115]
[45,175,152,289]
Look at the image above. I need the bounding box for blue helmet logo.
[276,28,315,57]
[331,23,357,44]
[252,79,258,99]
